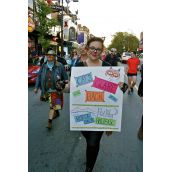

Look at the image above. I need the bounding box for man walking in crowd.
[34,50,68,129]
[126,51,140,95]
[104,48,119,66]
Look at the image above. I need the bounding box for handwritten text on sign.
[74,72,93,87]
[92,76,118,94]
[85,91,105,102]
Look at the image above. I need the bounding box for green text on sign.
[95,117,116,126]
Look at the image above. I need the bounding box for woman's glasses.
[89,46,102,53]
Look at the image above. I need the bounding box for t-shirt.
[127,57,140,74]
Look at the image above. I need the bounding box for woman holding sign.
[75,37,120,172]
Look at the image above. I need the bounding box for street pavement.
[28,67,143,172]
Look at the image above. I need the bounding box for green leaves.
[35,0,58,50]
[108,32,139,53]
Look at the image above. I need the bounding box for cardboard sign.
[70,67,124,131]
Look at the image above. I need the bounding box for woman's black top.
[75,60,111,67]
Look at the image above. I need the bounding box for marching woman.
[75,37,124,172]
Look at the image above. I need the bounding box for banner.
[70,66,124,131]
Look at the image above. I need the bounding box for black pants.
[138,78,143,97]
[81,131,104,170]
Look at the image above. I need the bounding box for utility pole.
[61,0,64,57]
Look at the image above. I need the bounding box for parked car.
[138,52,143,60]
[121,52,131,63]
[28,61,41,84]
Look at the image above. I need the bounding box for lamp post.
[60,0,64,57]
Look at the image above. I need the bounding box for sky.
[68,0,143,47]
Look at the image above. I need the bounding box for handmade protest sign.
[70,66,124,131]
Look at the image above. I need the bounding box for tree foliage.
[35,0,58,51]
[108,32,139,53]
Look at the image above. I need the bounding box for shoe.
[85,167,92,172]
[138,127,143,140]
[40,96,46,101]
[46,121,52,129]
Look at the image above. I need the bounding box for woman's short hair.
[86,37,104,48]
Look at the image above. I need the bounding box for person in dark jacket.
[104,48,119,66]
[137,64,143,140]
[34,50,68,129]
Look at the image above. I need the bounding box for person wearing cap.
[34,50,68,129]
[104,48,119,66]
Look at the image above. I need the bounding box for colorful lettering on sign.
[95,117,116,126]
[108,94,118,102]
[97,107,118,118]
[74,113,94,124]
[72,90,81,97]
[74,72,93,87]
[83,117,94,124]
[85,91,105,102]
[105,68,120,78]
[92,76,118,94]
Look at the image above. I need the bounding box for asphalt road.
[28,69,143,172]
